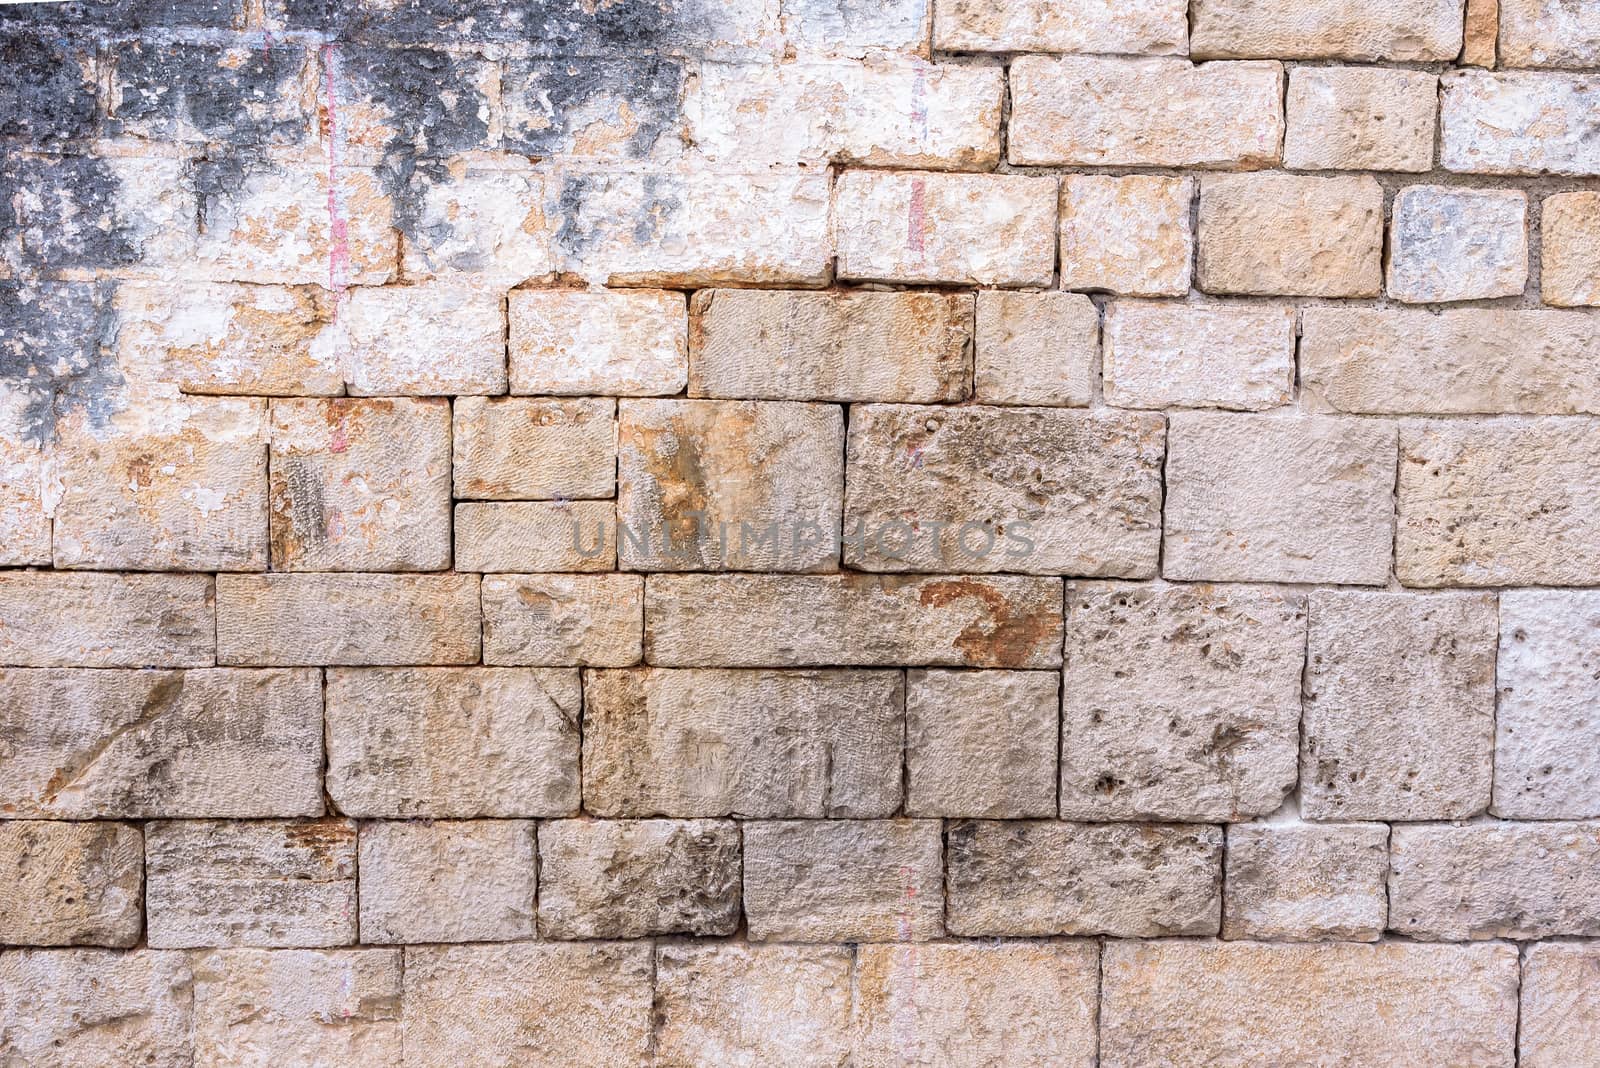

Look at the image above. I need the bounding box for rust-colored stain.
[918,578,1053,667]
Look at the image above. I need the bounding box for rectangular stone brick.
[834,170,1056,286]
[1059,174,1193,296]
[481,573,643,666]
[1388,186,1528,303]
[1443,71,1600,176]
[1521,943,1600,1068]
[216,573,480,666]
[1465,0,1500,65]
[1304,591,1497,821]
[0,437,49,565]
[1191,0,1464,59]
[1101,942,1518,1068]
[330,46,494,156]
[743,819,943,942]
[1062,583,1305,821]
[510,288,687,397]
[326,667,579,818]
[500,56,684,162]
[0,822,143,947]
[0,949,194,1068]
[1284,66,1437,172]
[1390,822,1600,940]
[357,821,536,943]
[0,572,214,667]
[1,28,98,144]
[145,819,356,949]
[1397,419,1600,586]
[1223,823,1389,942]
[1542,191,1600,307]
[4,152,193,276]
[338,283,506,395]
[453,396,616,501]
[397,159,555,284]
[1501,0,1600,67]
[1009,57,1284,169]
[539,818,741,939]
[455,500,617,573]
[974,291,1096,407]
[1104,301,1295,411]
[947,820,1221,937]
[1164,413,1396,584]
[582,667,903,818]
[784,0,929,57]
[689,289,972,403]
[906,669,1058,818]
[110,42,310,145]
[403,943,652,1068]
[645,573,1064,668]
[0,667,323,819]
[933,0,1186,53]
[1198,173,1384,297]
[1303,308,1600,415]
[845,406,1164,576]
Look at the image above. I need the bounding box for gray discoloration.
[0,280,123,446]
[551,171,681,261]
[339,46,492,156]
[2,155,141,272]
[111,42,312,146]
[0,30,97,144]
[502,56,684,159]
[287,0,688,51]
[0,0,241,29]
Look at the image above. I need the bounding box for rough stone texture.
[339,283,506,396]
[1496,590,1600,818]
[452,396,616,501]
[481,573,644,666]
[1163,413,1397,584]
[973,291,1096,407]
[325,667,579,818]
[1197,173,1385,297]
[1059,175,1193,297]
[539,818,741,938]
[947,820,1222,937]
[834,170,1057,286]
[1541,192,1600,307]
[617,399,845,571]
[510,288,687,397]
[905,669,1058,818]
[1191,0,1465,59]
[1284,66,1438,172]
[1442,71,1600,176]
[0,571,214,667]
[1520,942,1600,1068]
[742,819,943,942]
[0,437,49,566]
[1500,0,1600,67]
[455,500,617,573]
[844,406,1165,575]
[933,0,1187,53]
[0,822,143,947]
[582,667,903,818]
[1060,583,1305,821]
[1387,186,1529,303]
[689,288,972,403]
[853,942,1100,1068]
[1104,301,1295,411]
[655,944,853,1068]
[1397,419,1600,587]
[645,573,1064,668]
[0,949,195,1068]
[1302,307,1600,415]
[1223,822,1389,942]
[144,819,357,949]
[1390,822,1600,940]
[0,667,323,818]
[1303,591,1498,821]
[1100,941,1519,1067]
[1464,0,1501,65]
[357,820,537,943]
[1009,57,1284,169]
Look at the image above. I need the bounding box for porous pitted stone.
[0,821,143,946]
[1284,66,1437,172]
[510,288,687,397]
[452,396,616,501]
[1197,173,1384,297]
[481,573,643,666]
[1103,301,1295,411]
[906,669,1059,818]
[1059,175,1193,297]
[357,821,537,943]
[1222,822,1389,942]
[973,291,1096,407]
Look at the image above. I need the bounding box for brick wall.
[2,0,1599,1063]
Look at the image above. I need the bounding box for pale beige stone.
[509,288,687,397]
[906,669,1057,819]
[1191,0,1464,59]
[582,667,903,818]
[145,819,356,949]
[783,0,929,57]
[743,819,943,942]
[453,396,615,501]
[1163,413,1397,584]
[1104,301,1294,411]
[191,949,402,1068]
[1501,0,1600,67]
[1465,0,1501,64]
[0,571,214,667]
[1009,57,1284,169]
[403,943,653,1068]
[973,291,1096,407]
[1521,942,1600,1068]
[538,818,741,939]
[481,573,643,666]
[1397,419,1600,586]
[617,399,844,571]
[455,501,617,572]
[1061,583,1305,821]
[1542,192,1600,306]
[357,821,536,943]
[834,170,1057,286]
[217,573,480,666]
[0,949,194,1068]
[853,942,1099,1068]
[1223,823,1389,942]
[269,397,451,570]
[1443,71,1600,176]
[655,944,853,1068]
[1100,941,1519,1068]
[0,435,49,565]
[1198,173,1384,297]
[0,667,323,819]
[397,160,555,285]
[845,405,1164,575]
[339,283,506,396]
[1390,821,1600,939]
[933,0,1186,53]
[1388,186,1529,303]
[1059,175,1193,297]
[0,822,143,947]
[947,821,1221,937]
[1284,67,1438,172]
[689,289,972,403]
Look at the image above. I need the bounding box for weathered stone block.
[455,501,617,572]
[1521,942,1600,1067]
[396,159,555,284]
[947,821,1221,937]
[933,0,1186,53]
[973,291,1096,407]
[1059,175,1193,297]
[0,822,143,947]
[1223,822,1389,942]
[689,288,972,403]
[111,41,310,145]
[358,821,536,943]
[325,667,580,818]
[1465,0,1500,65]
[1542,192,1600,306]
[1061,583,1305,821]
[145,819,356,949]
[582,667,903,818]
[1104,301,1295,411]
[452,396,616,501]
[783,0,930,56]
[500,56,686,161]
[330,45,494,156]
[539,818,741,938]
[1284,66,1437,172]
[0,949,194,1068]
[510,288,687,397]
[1443,71,1600,176]
[743,819,943,941]
[1501,0,1600,67]
[0,436,49,565]
[1191,0,1464,59]
[0,28,98,143]
[481,573,643,666]
[338,283,506,395]
[906,669,1059,818]
[1388,186,1528,303]
[0,572,214,667]
[1198,173,1384,297]
[4,152,193,275]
